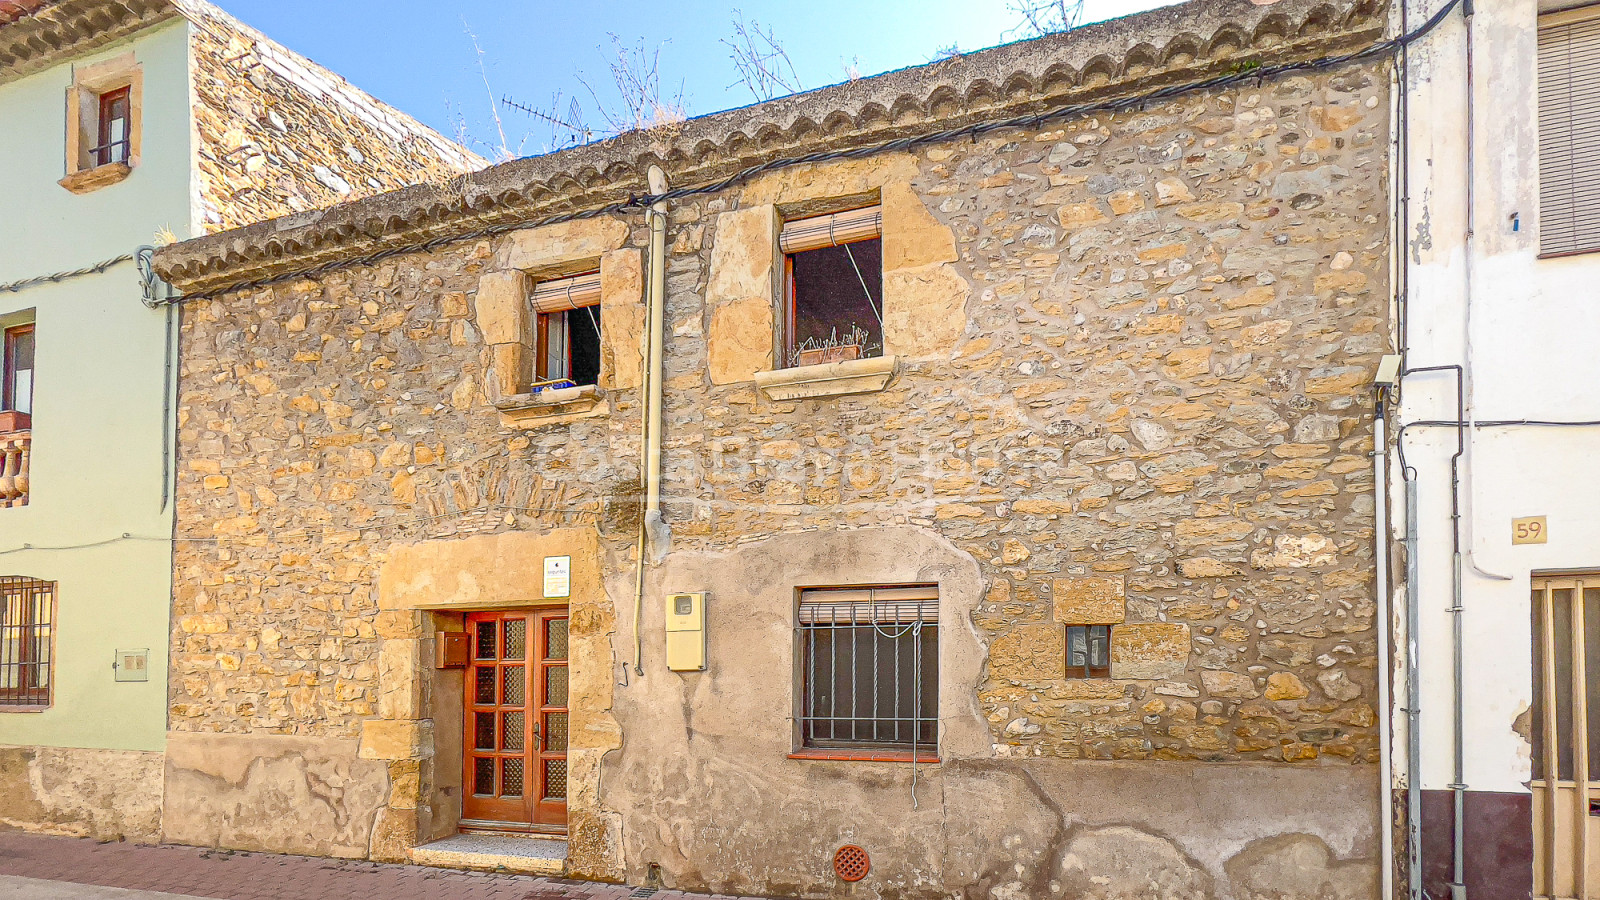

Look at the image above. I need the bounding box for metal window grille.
[1067,624,1111,678]
[0,576,54,707]
[798,585,937,750]
[1539,8,1600,257]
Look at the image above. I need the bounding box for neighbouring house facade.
[0,0,479,841]
[1395,0,1600,898]
[150,0,1400,895]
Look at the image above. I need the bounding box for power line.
[0,253,133,294]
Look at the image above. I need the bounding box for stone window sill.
[59,162,132,194]
[753,354,897,401]
[789,747,939,763]
[0,703,49,713]
[495,384,608,428]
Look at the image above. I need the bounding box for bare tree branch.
[1005,0,1085,39]
[722,9,801,102]
[502,35,684,155]
[461,19,515,163]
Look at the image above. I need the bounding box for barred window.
[0,576,54,707]
[798,585,937,751]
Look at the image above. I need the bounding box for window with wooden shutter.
[530,271,601,389]
[1540,7,1600,256]
[780,207,884,369]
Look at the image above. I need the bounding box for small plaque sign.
[544,555,571,599]
[114,649,149,682]
[1513,516,1549,545]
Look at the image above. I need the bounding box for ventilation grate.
[834,844,870,882]
[628,889,658,898]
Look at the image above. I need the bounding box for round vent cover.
[834,844,870,882]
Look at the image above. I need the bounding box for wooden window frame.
[1066,624,1112,679]
[60,53,141,193]
[0,577,56,710]
[4,323,35,423]
[794,584,939,757]
[529,271,602,390]
[779,206,884,369]
[93,86,131,168]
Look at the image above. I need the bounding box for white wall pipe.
[631,165,669,677]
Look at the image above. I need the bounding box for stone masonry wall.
[180,0,482,233]
[169,59,1389,865]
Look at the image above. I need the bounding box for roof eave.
[0,0,180,84]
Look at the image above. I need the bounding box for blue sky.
[212,0,1177,162]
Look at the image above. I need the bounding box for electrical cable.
[1,253,133,295]
[157,0,1462,306]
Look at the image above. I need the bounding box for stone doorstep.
[408,832,567,877]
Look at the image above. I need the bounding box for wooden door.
[463,609,568,830]
[1533,576,1600,900]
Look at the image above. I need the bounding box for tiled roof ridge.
[154,0,1385,291]
[0,0,177,78]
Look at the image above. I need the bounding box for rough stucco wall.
[0,746,164,842]
[168,58,1390,895]
[161,732,387,857]
[181,2,481,233]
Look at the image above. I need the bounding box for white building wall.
[1401,0,1600,802]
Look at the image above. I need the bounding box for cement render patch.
[0,876,206,899]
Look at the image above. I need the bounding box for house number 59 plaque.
[1512,516,1548,545]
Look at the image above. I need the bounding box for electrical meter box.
[664,592,706,671]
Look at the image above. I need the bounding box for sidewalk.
[0,832,769,900]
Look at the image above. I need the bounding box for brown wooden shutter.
[529,271,601,314]
[1540,8,1600,256]
[780,206,882,254]
[797,584,938,624]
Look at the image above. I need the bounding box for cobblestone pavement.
[0,833,770,900]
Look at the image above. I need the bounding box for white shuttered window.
[1540,9,1600,256]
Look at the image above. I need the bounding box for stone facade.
[178,0,483,232]
[154,0,1392,894]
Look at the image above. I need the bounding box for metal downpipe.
[1375,408,1395,900]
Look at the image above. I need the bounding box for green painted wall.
[0,20,192,752]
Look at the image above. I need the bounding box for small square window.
[1067,625,1111,679]
[781,207,884,369]
[530,271,602,389]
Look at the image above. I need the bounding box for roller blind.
[1540,11,1600,256]
[797,584,938,624]
[529,271,601,314]
[780,206,882,254]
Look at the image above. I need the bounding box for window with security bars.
[798,585,937,751]
[1539,7,1600,257]
[0,577,54,707]
[781,206,884,368]
[531,271,601,389]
